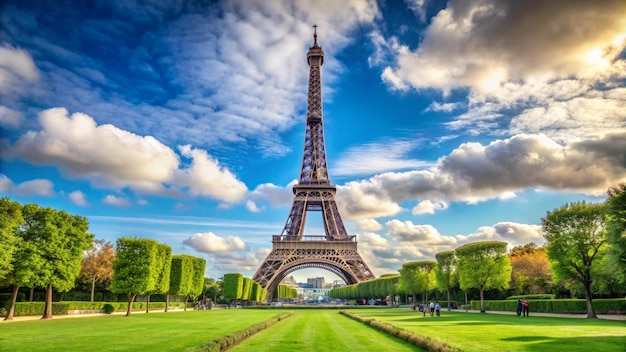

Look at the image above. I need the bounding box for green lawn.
[229,309,422,352]
[0,309,281,352]
[350,308,626,352]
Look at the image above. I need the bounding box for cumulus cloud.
[0,174,54,196]
[356,219,382,232]
[412,200,448,215]
[68,190,89,206]
[102,194,131,207]
[337,132,626,220]
[374,0,626,141]
[248,180,296,208]
[0,46,39,95]
[6,108,247,203]
[183,232,249,253]
[0,106,23,128]
[357,220,544,274]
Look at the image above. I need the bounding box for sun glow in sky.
[1,0,625,283]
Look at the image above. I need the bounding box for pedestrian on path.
[516,299,523,316]
[435,301,441,317]
[429,301,435,317]
[522,300,529,317]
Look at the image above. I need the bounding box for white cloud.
[356,219,382,232]
[248,180,296,208]
[68,190,89,206]
[334,140,432,177]
[412,200,448,215]
[0,106,23,128]
[7,108,248,203]
[337,132,626,220]
[455,222,544,249]
[246,200,262,213]
[183,232,249,253]
[0,46,39,95]
[0,174,54,196]
[102,194,131,207]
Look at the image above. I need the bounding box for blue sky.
[1,0,625,283]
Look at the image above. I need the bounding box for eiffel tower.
[253,25,375,297]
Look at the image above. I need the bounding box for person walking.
[429,301,435,317]
[516,299,523,316]
[435,301,441,317]
[522,300,529,317]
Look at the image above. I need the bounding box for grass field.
[229,309,422,352]
[1,308,624,352]
[350,308,626,352]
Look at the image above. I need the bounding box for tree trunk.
[184,297,188,311]
[42,283,53,319]
[3,284,20,321]
[146,294,151,313]
[126,293,137,317]
[479,286,485,313]
[464,290,468,311]
[165,293,170,313]
[90,277,96,302]
[583,282,598,318]
[29,286,34,302]
[446,287,451,310]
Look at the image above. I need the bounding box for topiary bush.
[103,303,117,314]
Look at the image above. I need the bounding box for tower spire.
[313,24,318,47]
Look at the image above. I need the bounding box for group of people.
[516,299,530,316]
[412,301,441,317]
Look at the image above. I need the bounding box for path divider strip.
[339,310,463,352]
[188,311,295,352]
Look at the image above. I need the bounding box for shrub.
[103,303,117,314]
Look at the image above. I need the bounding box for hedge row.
[507,294,555,300]
[6,301,187,316]
[189,312,294,352]
[470,298,626,314]
[340,310,462,352]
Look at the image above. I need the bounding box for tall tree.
[110,238,163,317]
[509,243,552,295]
[0,197,23,280]
[223,273,243,305]
[399,261,436,304]
[17,205,93,319]
[542,201,607,318]
[145,243,172,313]
[80,239,115,302]
[398,262,421,304]
[456,241,511,312]
[606,184,626,281]
[435,251,458,309]
[167,255,194,312]
[188,256,206,305]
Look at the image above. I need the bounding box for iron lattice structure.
[253,26,375,297]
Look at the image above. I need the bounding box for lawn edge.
[187,311,295,352]
[339,310,463,352]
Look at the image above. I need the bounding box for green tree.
[188,257,206,304]
[145,243,172,313]
[0,197,23,280]
[399,262,421,304]
[435,251,458,309]
[167,255,194,311]
[223,273,243,304]
[456,241,511,312]
[509,243,552,295]
[79,239,115,302]
[606,184,626,281]
[17,205,93,319]
[203,277,222,304]
[242,277,252,303]
[110,238,163,317]
[542,201,607,318]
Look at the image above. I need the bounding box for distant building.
[307,277,325,288]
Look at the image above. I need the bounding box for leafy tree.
[435,251,457,309]
[606,184,626,281]
[145,243,172,313]
[110,238,163,317]
[509,243,552,295]
[542,202,607,318]
[188,257,206,304]
[203,277,222,304]
[456,241,511,312]
[399,262,420,304]
[79,239,115,302]
[167,255,194,311]
[0,197,23,280]
[223,273,243,303]
[15,205,93,319]
[242,277,252,303]
[399,261,436,304]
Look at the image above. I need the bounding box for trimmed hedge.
[189,312,294,352]
[340,310,462,352]
[470,298,626,314]
[6,301,188,316]
[507,294,555,300]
